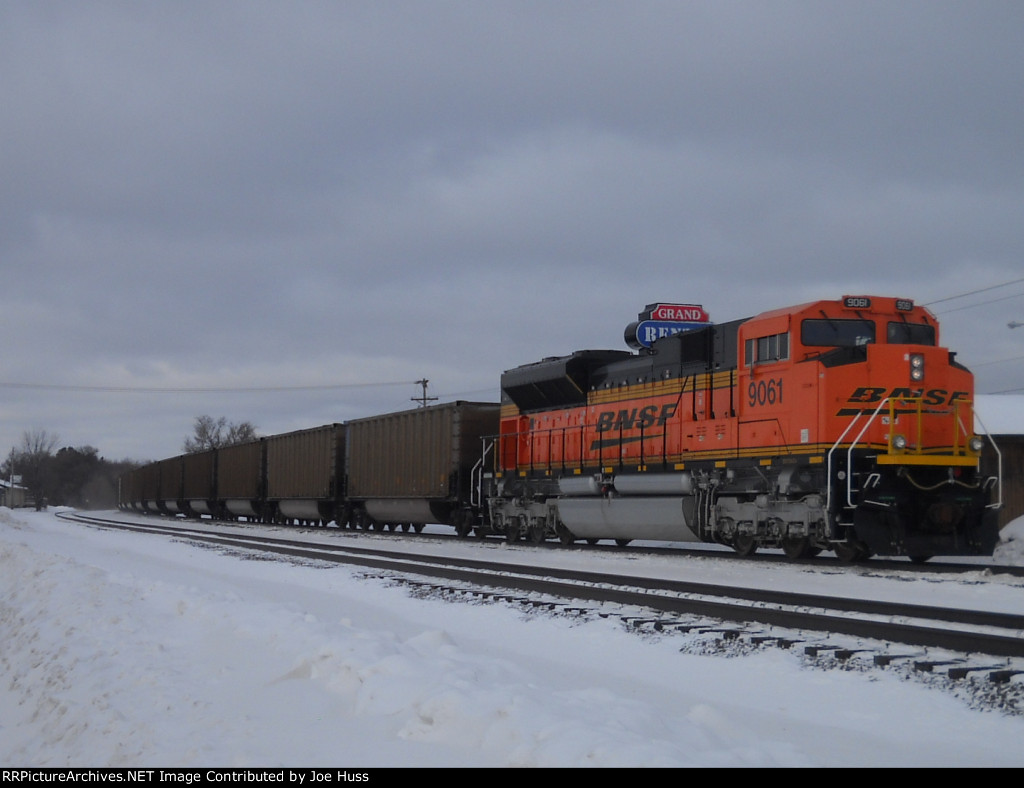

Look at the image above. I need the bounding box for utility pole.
[412,378,438,408]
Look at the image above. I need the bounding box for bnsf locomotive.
[120,295,1002,563]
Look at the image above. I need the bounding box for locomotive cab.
[739,295,1001,561]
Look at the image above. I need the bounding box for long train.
[119,295,1003,562]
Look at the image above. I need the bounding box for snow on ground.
[2,507,1024,768]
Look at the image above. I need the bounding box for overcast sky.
[2,1,1023,463]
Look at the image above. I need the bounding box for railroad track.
[60,510,1024,713]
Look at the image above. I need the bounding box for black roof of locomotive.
[501,318,747,412]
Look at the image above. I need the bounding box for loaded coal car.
[263,423,345,526]
[181,448,217,518]
[214,438,265,522]
[344,401,500,535]
[134,461,162,513]
[486,296,1002,561]
[155,455,185,515]
[117,464,145,512]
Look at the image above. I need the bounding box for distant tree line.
[2,429,138,510]
[1,417,258,511]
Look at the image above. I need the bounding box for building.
[976,395,1024,529]
[0,478,29,508]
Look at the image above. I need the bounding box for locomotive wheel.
[833,540,872,563]
[781,536,814,560]
[528,523,546,544]
[555,523,576,546]
[732,533,758,557]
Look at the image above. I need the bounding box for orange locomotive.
[485,296,1002,561]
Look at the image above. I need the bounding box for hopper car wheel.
[781,536,815,560]
[454,512,474,538]
[528,523,546,544]
[908,554,933,564]
[586,538,600,545]
[413,523,424,533]
[732,533,758,557]
[615,539,632,547]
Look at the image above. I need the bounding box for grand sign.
[624,303,710,350]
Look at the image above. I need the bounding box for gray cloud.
[2,0,1022,460]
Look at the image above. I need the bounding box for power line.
[924,276,1024,308]
[971,354,1024,368]
[931,289,1024,315]
[0,380,418,394]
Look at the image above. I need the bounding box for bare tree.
[10,429,60,509]
[183,416,258,453]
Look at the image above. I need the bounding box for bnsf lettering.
[848,386,888,403]
[837,387,970,415]
[845,387,969,405]
[595,403,676,432]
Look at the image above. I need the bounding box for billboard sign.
[624,303,711,350]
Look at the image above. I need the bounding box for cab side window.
[745,332,790,365]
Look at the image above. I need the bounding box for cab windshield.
[887,321,936,345]
[801,318,875,347]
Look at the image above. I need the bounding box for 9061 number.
[748,378,783,407]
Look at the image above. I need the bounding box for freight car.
[118,295,1002,563]
[265,423,346,524]
[344,402,500,534]
[120,401,501,531]
[486,295,1002,561]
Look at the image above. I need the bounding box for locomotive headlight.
[969,436,985,453]
[892,434,908,451]
[909,353,925,381]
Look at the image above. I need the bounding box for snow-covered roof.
[975,395,1024,435]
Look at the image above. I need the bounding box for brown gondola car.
[155,455,184,515]
[215,439,265,521]
[182,448,217,518]
[264,424,345,525]
[345,401,500,534]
